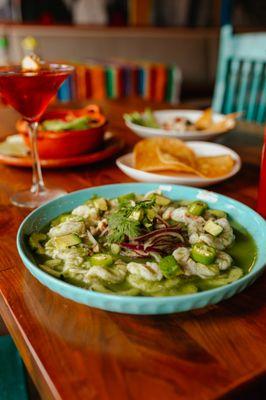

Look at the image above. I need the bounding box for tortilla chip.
[194,108,213,130]
[195,155,235,178]
[156,137,197,167]
[133,138,235,179]
[134,138,196,173]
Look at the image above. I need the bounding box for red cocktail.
[0,66,71,121]
[0,63,74,208]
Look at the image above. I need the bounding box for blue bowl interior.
[17,183,266,311]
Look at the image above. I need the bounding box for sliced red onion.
[134,226,182,242]
[155,214,170,227]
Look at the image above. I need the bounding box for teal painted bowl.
[17,183,266,315]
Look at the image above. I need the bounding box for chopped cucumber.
[54,233,81,249]
[44,258,63,271]
[44,259,62,269]
[159,255,182,278]
[208,209,227,218]
[50,213,70,227]
[147,208,156,221]
[187,201,208,216]
[118,193,136,203]
[204,220,223,236]
[42,115,90,132]
[143,108,160,128]
[29,233,47,254]
[154,194,171,206]
[93,198,108,211]
[39,263,62,278]
[129,209,143,221]
[63,274,88,288]
[89,253,113,267]
[110,244,121,255]
[191,242,216,265]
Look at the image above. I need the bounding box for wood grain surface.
[0,99,265,400]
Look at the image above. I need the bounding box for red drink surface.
[0,65,72,121]
[257,129,266,218]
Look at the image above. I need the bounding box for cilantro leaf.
[107,199,155,243]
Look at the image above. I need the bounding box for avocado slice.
[54,234,81,249]
[93,197,108,211]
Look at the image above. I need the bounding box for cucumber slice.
[208,209,227,218]
[63,274,88,288]
[29,233,47,254]
[44,259,63,271]
[29,233,47,249]
[154,194,171,206]
[204,220,223,236]
[129,209,143,221]
[118,193,136,203]
[42,115,90,132]
[187,201,208,216]
[93,198,108,211]
[39,263,62,278]
[146,208,156,221]
[50,213,70,227]
[110,244,121,255]
[54,234,81,249]
[89,253,113,267]
[159,255,182,278]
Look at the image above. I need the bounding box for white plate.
[116,141,241,187]
[125,109,235,141]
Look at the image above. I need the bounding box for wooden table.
[0,99,265,400]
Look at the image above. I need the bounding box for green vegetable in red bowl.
[16,105,107,159]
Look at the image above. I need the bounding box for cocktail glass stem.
[10,120,67,208]
[28,121,46,194]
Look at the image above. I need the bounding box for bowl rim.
[17,183,266,303]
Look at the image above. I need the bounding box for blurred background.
[0,0,265,105]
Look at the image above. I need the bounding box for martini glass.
[0,63,74,208]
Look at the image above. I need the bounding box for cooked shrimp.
[215,251,232,270]
[171,207,206,237]
[85,262,127,284]
[72,204,98,220]
[173,246,218,278]
[127,261,163,281]
[213,218,235,250]
[189,232,214,246]
[48,220,86,238]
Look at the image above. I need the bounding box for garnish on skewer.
[21,36,41,72]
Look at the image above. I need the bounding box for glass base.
[11,188,67,208]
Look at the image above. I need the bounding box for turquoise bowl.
[17,183,266,315]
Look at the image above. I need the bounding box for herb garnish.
[107,199,155,243]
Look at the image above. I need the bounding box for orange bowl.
[17,105,108,159]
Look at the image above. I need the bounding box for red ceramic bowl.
[17,105,107,159]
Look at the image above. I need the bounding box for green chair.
[0,335,28,400]
[212,24,266,123]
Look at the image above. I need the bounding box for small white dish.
[125,109,235,141]
[116,141,241,187]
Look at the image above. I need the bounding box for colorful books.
[55,59,182,104]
